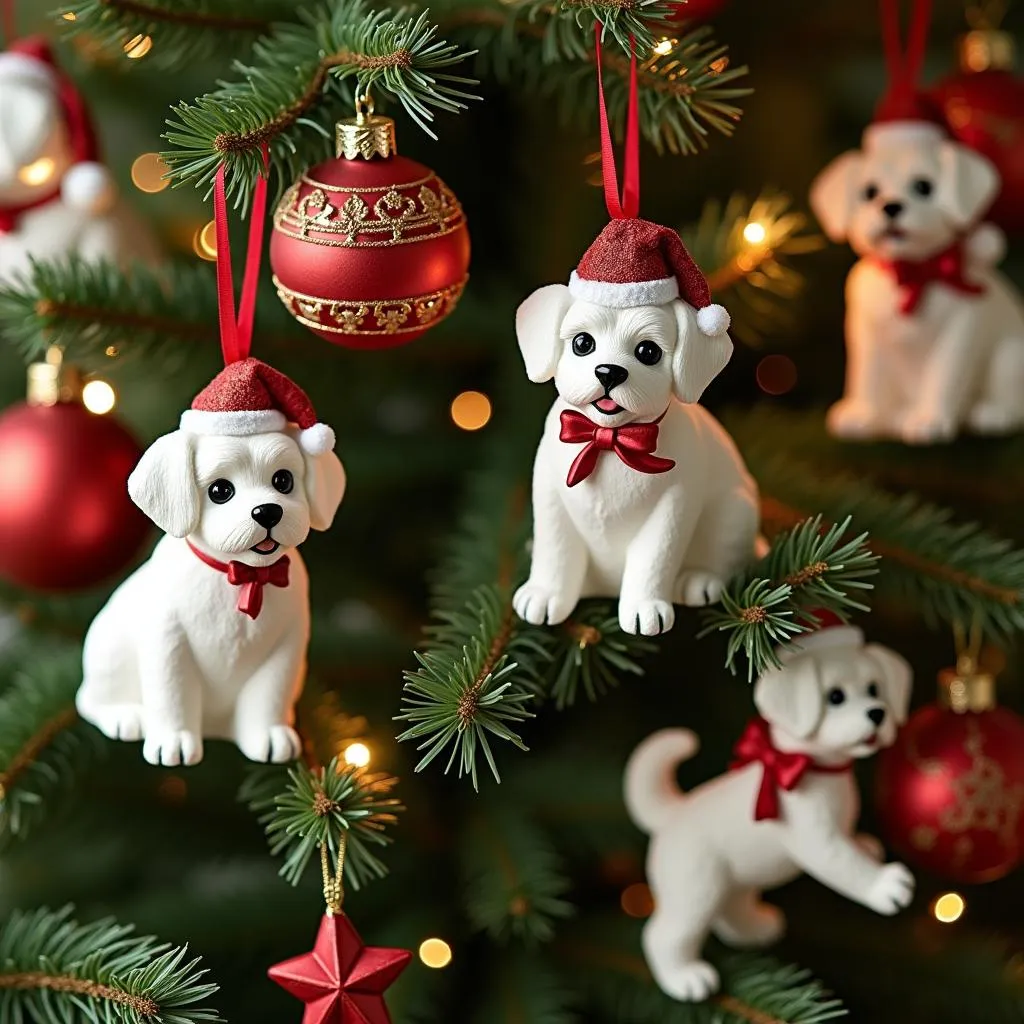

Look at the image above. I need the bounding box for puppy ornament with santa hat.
[77,359,346,768]
[0,37,151,281]
[514,217,759,637]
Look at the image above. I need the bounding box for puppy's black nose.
[251,504,283,529]
[595,363,628,390]
[882,201,904,219]
[867,707,886,726]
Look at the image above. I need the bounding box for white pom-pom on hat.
[299,422,335,456]
[696,303,730,337]
[61,161,116,214]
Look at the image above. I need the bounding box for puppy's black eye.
[911,177,933,197]
[867,682,880,698]
[572,332,596,356]
[827,687,846,706]
[862,183,880,201]
[634,340,663,366]
[208,479,235,504]
[272,470,294,495]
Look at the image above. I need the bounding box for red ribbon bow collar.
[0,189,63,235]
[881,241,985,316]
[559,408,675,487]
[187,541,290,619]
[730,717,851,822]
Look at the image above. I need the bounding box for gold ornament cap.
[958,29,1015,72]
[26,346,82,406]
[336,94,396,161]
[938,655,996,713]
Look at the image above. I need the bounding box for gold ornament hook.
[320,833,348,916]
[942,617,996,713]
[335,91,395,161]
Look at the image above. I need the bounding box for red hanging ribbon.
[2,0,14,47]
[879,0,933,92]
[594,21,640,220]
[213,145,270,366]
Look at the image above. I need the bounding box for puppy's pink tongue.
[595,398,620,413]
[254,538,277,553]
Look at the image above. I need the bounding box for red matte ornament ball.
[0,400,149,590]
[876,700,1024,883]
[669,0,729,23]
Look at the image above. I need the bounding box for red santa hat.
[864,78,948,152]
[0,36,113,213]
[180,358,336,456]
[568,218,730,337]
[776,608,864,665]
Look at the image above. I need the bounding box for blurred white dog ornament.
[513,218,759,637]
[811,58,1024,443]
[625,618,915,1002]
[77,359,346,767]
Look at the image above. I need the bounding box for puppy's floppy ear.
[754,653,823,739]
[863,643,912,725]
[670,299,733,404]
[936,140,999,228]
[515,284,572,383]
[810,150,864,242]
[128,430,199,538]
[304,450,346,531]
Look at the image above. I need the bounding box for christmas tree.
[0,0,1023,1021]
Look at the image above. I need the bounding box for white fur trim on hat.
[864,120,944,152]
[299,422,335,456]
[61,162,116,215]
[775,624,865,665]
[0,52,55,88]
[568,271,678,309]
[180,408,287,437]
[696,304,730,336]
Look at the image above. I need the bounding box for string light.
[343,742,370,768]
[131,153,170,194]
[418,938,453,969]
[193,220,217,261]
[62,11,76,20]
[124,34,153,59]
[82,380,117,415]
[743,221,768,245]
[450,390,492,431]
[933,892,966,923]
[18,158,56,187]
[652,37,674,56]
[620,882,655,918]
[756,354,798,396]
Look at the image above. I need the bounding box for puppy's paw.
[513,583,577,626]
[143,728,203,767]
[619,597,675,636]
[657,960,720,1002]
[855,832,885,862]
[82,702,145,742]
[866,861,915,915]
[967,402,1020,435]
[237,724,302,764]
[678,571,724,607]
[899,409,957,445]
[827,399,887,440]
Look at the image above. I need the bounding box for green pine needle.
[239,756,402,889]
[0,905,219,1024]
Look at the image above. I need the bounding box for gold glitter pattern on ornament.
[274,172,464,248]
[271,276,468,336]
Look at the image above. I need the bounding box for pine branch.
[700,516,878,680]
[0,906,219,1024]
[0,650,95,845]
[470,950,575,1024]
[163,1,479,207]
[239,756,401,890]
[460,808,573,943]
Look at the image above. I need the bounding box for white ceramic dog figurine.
[513,218,759,637]
[625,623,914,1002]
[77,359,345,767]
[811,104,1024,444]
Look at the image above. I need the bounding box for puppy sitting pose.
[514,218,759,637]
[625,621,914,1001]
[811,91,1024,444]
[77,359,345,767]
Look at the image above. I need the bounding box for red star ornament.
[268,912,412,1024]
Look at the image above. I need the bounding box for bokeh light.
[193,220,217,261]
[343,742,370,768]
[933,892,965,923]
[620,882,655,919]
[131,153,170,193]
[743,220,767,245]
[756,354,798,396]
[124,34,153,59]
[652,38,673,56]
[82,380,116,415]
[450,390,492,431]
[418,938,453,968]
[18,158,56,187]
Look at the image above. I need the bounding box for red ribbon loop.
[213,144,270,366]
[879,0,933,93]
[559,409,674,487]
[883,241,984,315]
[594,21,640,220]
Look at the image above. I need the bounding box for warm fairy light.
[709,56,730,74]
[343,742,371,768]
[105,345,119,358]
[193,220,217,261]
[450,390,492,431]
[131,152,170,193]
[653,37,673,56]
[743,221,768,245]
[82,379,117,415]
[124,34,153,59]
[418,938,453,969]
[621,882,655,919]
[933,892,965,923]
[18,157,56,187]
[756,354,798,396]
[62,11,77,20]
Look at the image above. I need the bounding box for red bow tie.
[188,541,290,619]
[883,242,985,315]
[0,189,63,235]
[730,717,851,821]
[559,409,675,488]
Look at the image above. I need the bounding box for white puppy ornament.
[810,0,1024,444]
[625,616,915,1002]
[513,217,759,637]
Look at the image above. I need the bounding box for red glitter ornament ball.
[0,394,148,591]
[876,662,1024,884]
[270,106,470,350]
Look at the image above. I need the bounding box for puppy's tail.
[623,728,699,833]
